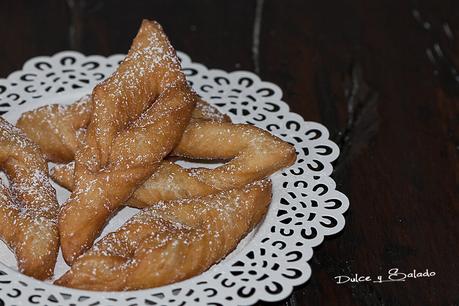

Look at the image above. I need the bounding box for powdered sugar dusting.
[0,117,59,279]
[57,180,271,290]
[59,20,196,264]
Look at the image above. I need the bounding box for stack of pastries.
[0,20,296,291]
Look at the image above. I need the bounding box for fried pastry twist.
[0,118,59,280]
[59,20,196,264]
[52,120,296,207]
[16,95,92,163]
[55,180,272,291]
[17,94,295,208]
[16,96,228,163]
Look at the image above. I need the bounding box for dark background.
[0,0,458,305]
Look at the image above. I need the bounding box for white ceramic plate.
[0,51,349,306]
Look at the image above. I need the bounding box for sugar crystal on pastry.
[55,180,272,291]
[0,117,59,280]
[57,20,196,264]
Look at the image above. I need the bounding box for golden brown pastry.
[17,89,295,208]
[0,117,59,280]
[59,20,196,264]
[192,98,231,122]
[16,95,91,163]
[52,160,215,208]
[17,91,295,207]
[17,96,229,163]
[171,120,297,189]
[52,120,296,207]
[55,180,271,291]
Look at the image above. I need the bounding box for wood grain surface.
[0,1,457,305]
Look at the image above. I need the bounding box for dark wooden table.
[0,1,458,305]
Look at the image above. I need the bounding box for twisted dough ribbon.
[53,120,296,207]
[18,96,296,208]
[55,180,272,291]
[0,118,59,280]
[57,20,196,264]
[17,96,230,164]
